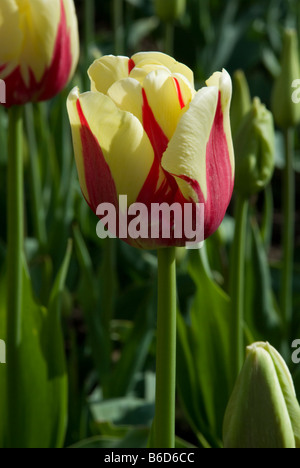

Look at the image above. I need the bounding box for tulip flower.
[234,97,275,198]
[67,52,235,249]
[230,70,251,137]
[223,342,300,448]
[271,29,300,130]
[0,0,79,107]
[271,29,300,332]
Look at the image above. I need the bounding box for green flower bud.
[234,97,275,198]
[231,70,252,137]
[154,0,186,22]
[223,342,300,449]
[271,29,300,129]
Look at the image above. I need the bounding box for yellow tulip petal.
[67,87,90,202]
[131,52,194,88]
[0,0,22,68]
[16,0,62,84]
[143,68,194,141]
[129,63,169,85]
[67,88,155,207]
[88,56,130,94]
[107,77,143,123]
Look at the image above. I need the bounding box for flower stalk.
[7,106,24,347]
[281,127,295,332]
[6,106,24,439]
[113,0,125,56]
[230,195,249,381]
[153,247,177,448]
[25,104,47,249]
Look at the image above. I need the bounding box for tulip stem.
[231,195,249,383]
[25,104,47,249]
[165,22,175,57]
[84,0,95,57]
[281,128,295,333]
[113,0,125,55]
[101,237,117,339]
[153,247,177,448]
[83,0,95,90]
[6,106,24,365]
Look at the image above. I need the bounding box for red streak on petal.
[76,99,118,213]
[38,0,73,101]
[204,92,234,237]
[173,77,185,109]
[128,58,135,75]
[177,92,233,239]
[169,92,234,242]
[142,88,169,162]
[136,88,192,248]
[140,88,182,205]
[1,0,73,107]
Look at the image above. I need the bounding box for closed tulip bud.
[0,0,79,107]
[271,29,300,129]
[234,97,275,198]
[67,53,235,249]
[230,70,251,137]
[223,342,300,449]
[154,0,186,22]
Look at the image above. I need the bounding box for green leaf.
[70,431,196,449]
[0,242,71,448]
[244,219,281,343]
[177,248,233,447]
[88,393,155,427]
[127,17,159,49]
[73,225,111,392]
[70,428,150,448]
[108,286,155,398]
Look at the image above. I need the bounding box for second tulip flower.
[0,0,79,107]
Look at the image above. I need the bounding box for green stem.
[101,238,117,333]
[113,0,124,55]
[83,0,95,90]
[153,247,177,448]
[261,184,274,252]
[25,104,47,249]
[6,106,24,441]
[231,195,249,383]
[165,21,175,56]
[281,128,295,332]
[7,107,24,347]
[84,0,95,56]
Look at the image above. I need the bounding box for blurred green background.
[0,0,300,449]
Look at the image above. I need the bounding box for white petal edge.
[161,85,219,202]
